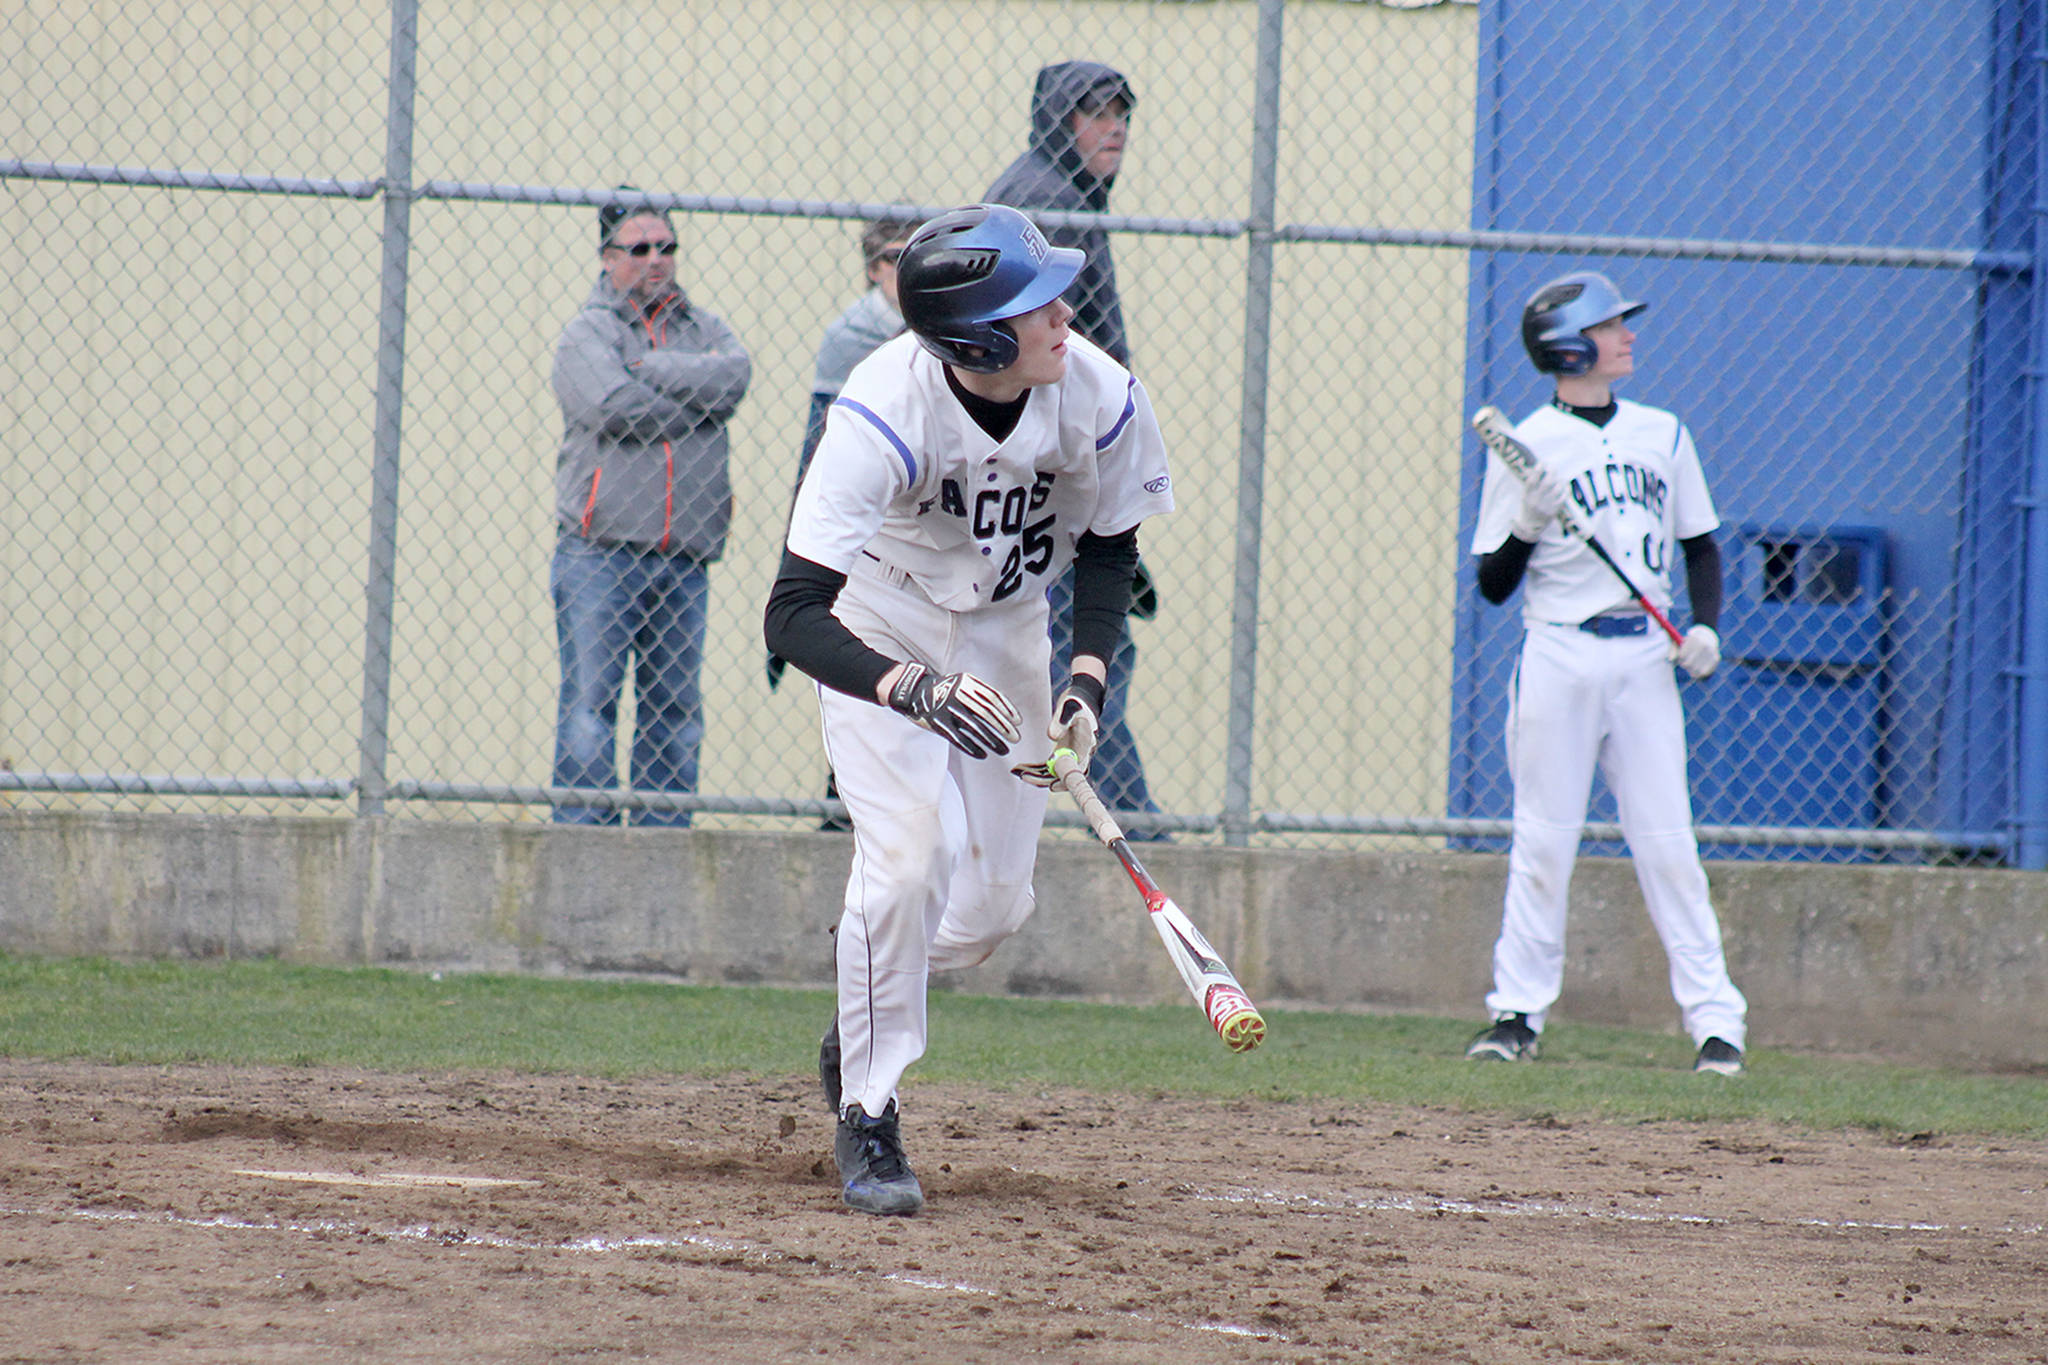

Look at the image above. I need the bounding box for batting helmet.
[1520,272,1647,376]
[895,204,1084,373]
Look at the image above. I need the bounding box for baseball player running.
[763,204,1174,1214]
[1465,271,1748,1076]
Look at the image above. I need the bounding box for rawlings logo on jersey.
[934,472,1059,601]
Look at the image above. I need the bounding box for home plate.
[234,1169,539,1189]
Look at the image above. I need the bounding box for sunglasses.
[608,240,679,257]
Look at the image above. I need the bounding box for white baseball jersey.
[1471,399,1719,624]
[788,328,1174,1122]
[788,331,1174,611]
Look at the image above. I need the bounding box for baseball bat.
[1048,748,1266,1053]
[1471,405,1685,646]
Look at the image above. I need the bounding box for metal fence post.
[356,0,420,819]
[1222,0,1284,848]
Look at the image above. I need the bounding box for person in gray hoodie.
[548,197,751,825]
[988,61,1168,838]
[771,215,924,831]
[797,215,925,482]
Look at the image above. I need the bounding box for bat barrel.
[1048,750,1267,1054]
[1204,984,1267,1053]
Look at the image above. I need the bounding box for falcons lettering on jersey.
[935,472,1059,601]
[1569,462,1668,523]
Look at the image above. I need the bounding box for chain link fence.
[3,0,2040,864]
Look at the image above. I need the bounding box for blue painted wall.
[1450,1,2029,858]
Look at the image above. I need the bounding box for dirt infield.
[0,1060,2042,1363]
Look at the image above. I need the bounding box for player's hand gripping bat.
[1047,748,1266,1053]
[1470,405,1685,646]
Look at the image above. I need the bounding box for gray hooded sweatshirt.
[986,59,1135,366]
[550,275,751,557]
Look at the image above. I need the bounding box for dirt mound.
[2,1061,2041,1362]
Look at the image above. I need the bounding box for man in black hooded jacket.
[988,59,1168,836]
[988,60,1134,364]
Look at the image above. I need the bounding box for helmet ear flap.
[1542,333,1597,376]
[974,320,1020,372]
[943,320,1018,373]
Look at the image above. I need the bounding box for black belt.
[1578,614,1648,637]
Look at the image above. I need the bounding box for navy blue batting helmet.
[1520,272,1647,376]
[895,204,1084,373]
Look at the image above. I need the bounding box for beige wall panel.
[4,0,1478,830]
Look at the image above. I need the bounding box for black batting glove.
[886,661,1022,760]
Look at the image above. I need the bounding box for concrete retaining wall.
[1,812,2041,1070]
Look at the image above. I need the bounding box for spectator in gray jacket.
[548,196,751,825]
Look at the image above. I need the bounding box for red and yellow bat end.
[1205,984,1267,1053]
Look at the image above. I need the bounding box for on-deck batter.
[1465,271,1748,1077]
[763,204,1174,1214]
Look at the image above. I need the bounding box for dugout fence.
[2,0,2041,864]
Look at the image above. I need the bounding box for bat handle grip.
[1050,748,1127,846]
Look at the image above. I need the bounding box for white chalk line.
[24,1173,2031,1341]
[0,1200,1285,1343]
[1177,1183,2047,1237]
[234,1169,540,1189]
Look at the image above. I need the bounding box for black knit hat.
[598,186,659,246]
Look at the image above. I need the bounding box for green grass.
[2,953,2043,1139]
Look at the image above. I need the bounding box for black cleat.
[1693,1036,1745,1076]
[819,1019,842,1114]
[1466,1012,1540,1062]
[834,1101,924,1216]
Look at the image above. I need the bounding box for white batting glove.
[886,662,1022,759]
[1510,465,1570,542]
[1013,674,1105,788]
[1671,624,1722,680]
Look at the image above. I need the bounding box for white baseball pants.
[1485,621,1747,1048]
[818,564,1054,1119]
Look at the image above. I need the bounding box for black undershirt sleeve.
[1681,534,1722,631]
[1475,535,1536,605]
[1069,528,1141,664]
[761,549,898,702]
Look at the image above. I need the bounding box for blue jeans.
[1047,565,1166,838]
[551,536,709,826]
